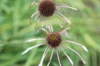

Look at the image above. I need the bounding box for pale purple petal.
[60,27,70,34]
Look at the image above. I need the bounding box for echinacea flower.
[30,0,78,28]
[22,27,88,66]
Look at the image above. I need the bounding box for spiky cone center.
[39,0,56,17]
[47,32,62,48]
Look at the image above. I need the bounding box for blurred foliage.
[0,0,100,66]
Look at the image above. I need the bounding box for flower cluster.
[22,0,88,66]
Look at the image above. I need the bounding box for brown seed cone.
[39,0,56,17]
[47,32,62,48]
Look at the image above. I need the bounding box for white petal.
[25,38,45,43]
[49,23,53,32]
[64,44,86,64]
[60,27,70,34]
[65,40,88,52]
[31,0,38,6]
[35,15,40,21]
[61,48,74,66]
[56,49,62,66]
[57,12,72,25]
[39,47,50,66]
[31,11,38,18]
[42,22,44,27]
[21,44,44,55]
[46,25,51,32]
[57,4,78,11]
[47,49,54,66]
[41,28,49,34]
[65,31,69,38]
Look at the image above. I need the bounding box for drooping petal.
[64,44,86,64]
[39,47,50,66]
[25,38,45,43]
[57,4,78,11]
[65,31,69,38]
[35,14,41,21]
[57,12,72,25]
[61,48,74,66]
[21,44,45,55]
[46,24,52,32]
[56,49,62,66]
[47,49,54,66]
[65,40,88,52]
[49,23,53,32]
[60,27,70,34]
[40,28,49,34]
[31,11,38,18]
[29,0,38,9]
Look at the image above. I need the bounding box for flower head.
[39,0,56,17]
[30,0,78,29]
[47,32,62,47]
[22,27,88,66]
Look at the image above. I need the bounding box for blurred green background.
[0,0,100,66]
